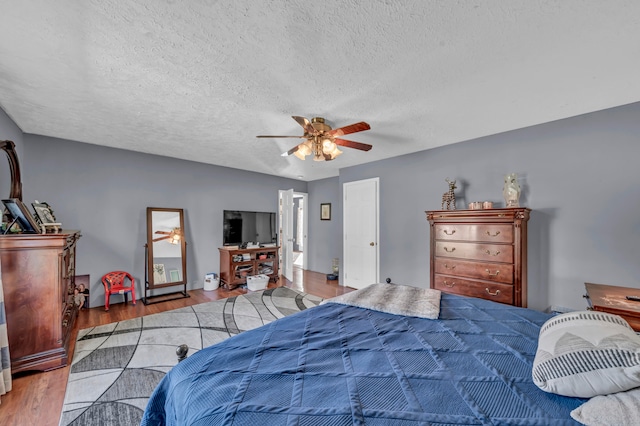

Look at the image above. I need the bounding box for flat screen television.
[223,210,277,247]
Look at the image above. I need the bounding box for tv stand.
[219,246,279,290]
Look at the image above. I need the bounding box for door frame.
[279,189,308,280]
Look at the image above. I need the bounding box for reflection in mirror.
[143,207,189,304]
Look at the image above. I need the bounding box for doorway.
[279,190,308,282]
[292,194,306,268]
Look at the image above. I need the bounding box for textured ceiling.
[0,1,639,181]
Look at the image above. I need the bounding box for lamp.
[293,140,313,160]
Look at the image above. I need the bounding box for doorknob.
[369,242,375,246]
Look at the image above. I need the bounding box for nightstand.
[584,282,640,331]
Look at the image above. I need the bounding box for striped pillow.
[532,311,640,398]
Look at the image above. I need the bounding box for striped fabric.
[533,310,640,398]
[0,261,12,403]
[320,283,441,319]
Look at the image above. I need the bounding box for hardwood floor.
[0,268,353,426]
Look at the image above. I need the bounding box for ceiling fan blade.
[256,135,305,139]
[152,235,170,242]
[281,145,300,157]
[328,121,370,137]
[334,138,372,151]
[292,116,317,135]
[155,230,171,235]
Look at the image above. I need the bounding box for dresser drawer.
[434,224,513,243]
[434,275,514,305]
[434,258,514,284]
[435,241,513,263]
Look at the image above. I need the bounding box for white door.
[279,189,294,281]
[343,178,379,289]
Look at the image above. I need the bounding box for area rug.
[59,287,322,426]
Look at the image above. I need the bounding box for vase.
[503,173,521,207]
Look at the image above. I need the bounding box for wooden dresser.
[584,282,640,331]
[426,209,530,307]
[0,230,81,373]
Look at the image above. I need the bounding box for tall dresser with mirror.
[0,230,81,373]
[426,208,530,307]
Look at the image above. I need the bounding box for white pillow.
[571,387,640,426]
[532,311,640,398]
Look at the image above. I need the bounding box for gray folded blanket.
[321,283,441,319]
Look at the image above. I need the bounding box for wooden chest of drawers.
[0,231,81,373]
[426,209,530,307]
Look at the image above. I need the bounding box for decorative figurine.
[441,178,457,210]
[503,173,521,207]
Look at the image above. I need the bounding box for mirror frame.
[0,140,23,201]
[146,207,187,290]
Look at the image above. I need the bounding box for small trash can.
[204,273,219,291]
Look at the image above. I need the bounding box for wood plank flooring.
[0,268,353,426]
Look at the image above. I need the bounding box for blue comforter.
[141,293,585,425]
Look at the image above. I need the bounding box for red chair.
[102,271,136,311]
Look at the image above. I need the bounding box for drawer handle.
[485,269,500,277]
[444,281,456,288]
[443,247,456,253]
[485,250,501,256]
[443,264,456,270]
[443,229,456,235]
[485,288,501,296]
[486,230,501,237]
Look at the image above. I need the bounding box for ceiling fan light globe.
[328,148,342,160]
[299,143,312,155]
[293,150,307,160]
[322,139,336,151]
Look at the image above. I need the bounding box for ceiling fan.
[152,228,182,244]
[257,116,372,161]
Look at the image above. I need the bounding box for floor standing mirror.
[142,207,189,304]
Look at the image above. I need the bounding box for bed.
[141,288,587,425]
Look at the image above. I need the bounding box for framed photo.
[75,274,90,309]
[2,198,41,233]
[320,203,331,221]
[153,263,167,284]
[169,269,181,282]
[32,201,57,224]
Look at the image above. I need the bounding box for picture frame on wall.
[320,203,331,221]
[2,198,41,233]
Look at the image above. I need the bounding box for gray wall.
[339,102,640,311]
[307,177,342,274]
[21,134,306,308]
[3,102,640,312]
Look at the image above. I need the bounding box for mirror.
[146,207,186,290]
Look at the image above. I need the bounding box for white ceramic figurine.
[503,173,521,207]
